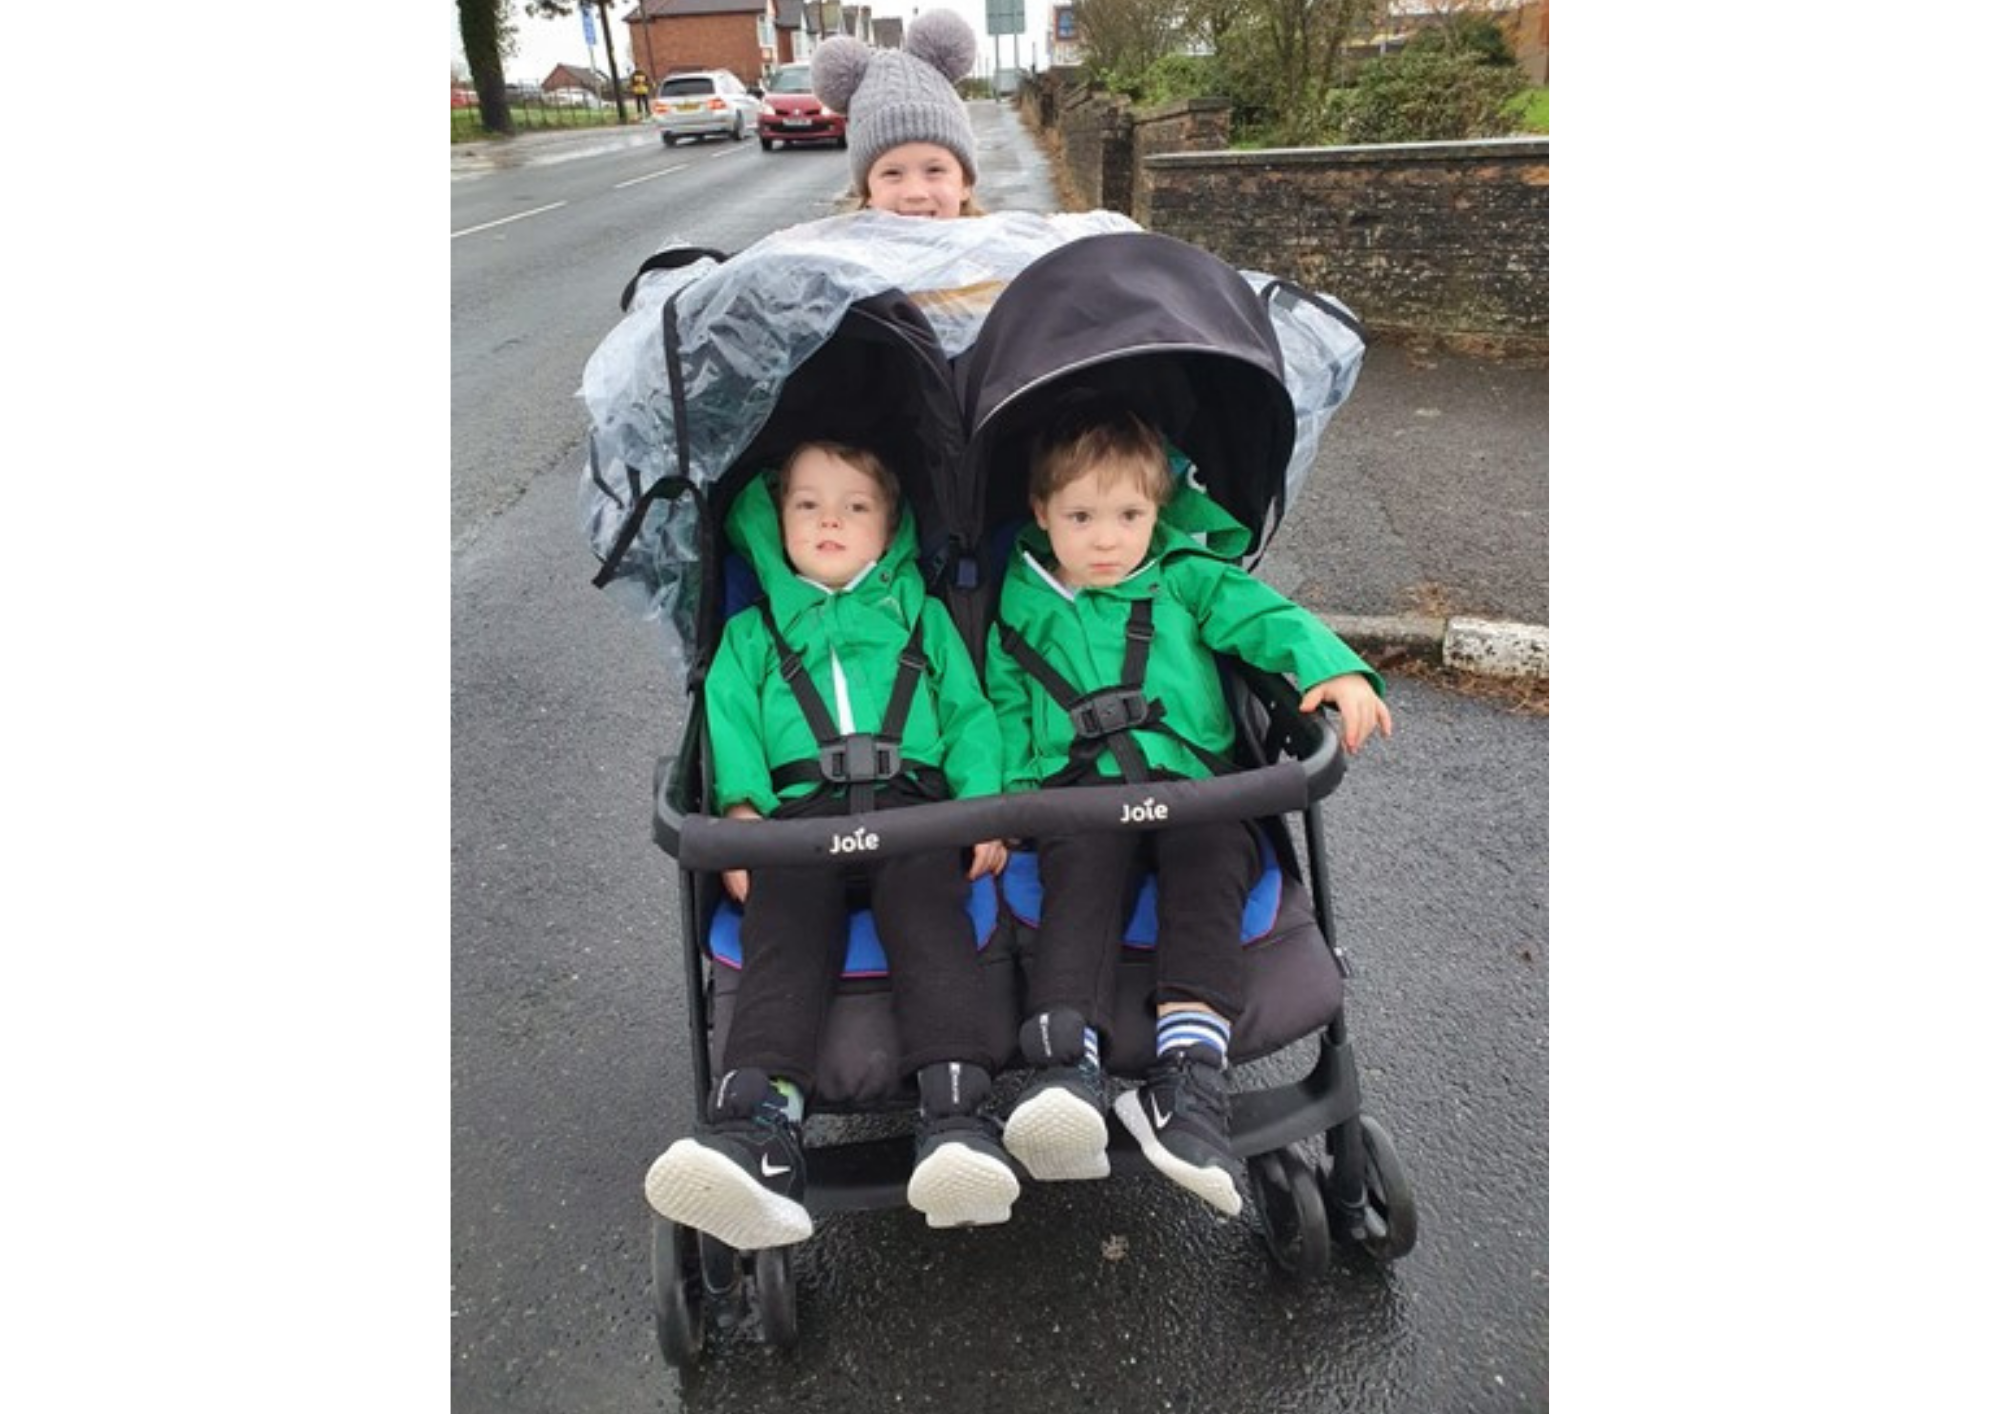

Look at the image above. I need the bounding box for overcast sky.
[451,1,1057,84]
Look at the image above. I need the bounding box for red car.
[757,62,846,151]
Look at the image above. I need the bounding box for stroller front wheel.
[1251,1146,1332,1281]
[1327,1114,1418,1263]
[650,1216,706,1368]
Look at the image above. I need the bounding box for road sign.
[985,0,1025,37]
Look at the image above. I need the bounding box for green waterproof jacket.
[703,477,1002,816]
[983,483,1382,793]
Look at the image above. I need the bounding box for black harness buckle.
[1069,688,1152,739]
[819,733,902,784]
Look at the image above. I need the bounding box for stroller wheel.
[698,1230,743,1302]
[1328,1114,1419,1263]
[649,1216,705,1368]
[1250,1146,1331,1281]
[752,1246,800,1350]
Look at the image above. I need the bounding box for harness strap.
[999,596,1237,785]
[756,600,930,813]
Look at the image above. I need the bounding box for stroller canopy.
[960,231,1365,567]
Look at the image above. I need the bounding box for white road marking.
[613,163,689,189]
[450,201,568,239]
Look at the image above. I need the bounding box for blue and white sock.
[1156,1010,1231,1068]
[1081,1025,1101,1071]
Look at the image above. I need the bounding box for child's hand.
[721,803,762,904]
[967,839,1009,879]
[1300,673,1395,754]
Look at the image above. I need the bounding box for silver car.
[650,70,758,146]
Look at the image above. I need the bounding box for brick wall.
[1141,140,1548,351]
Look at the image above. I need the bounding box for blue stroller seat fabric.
[707,873,1001,977]
[999,832,1283,947]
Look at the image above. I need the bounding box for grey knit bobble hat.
[811,9,979,192]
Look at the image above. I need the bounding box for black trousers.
[721,779,996,1093]
[1025,815,1261,1050]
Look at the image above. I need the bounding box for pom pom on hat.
[814,8,980,193]
[810,36,871,116]
[904,9,978,83]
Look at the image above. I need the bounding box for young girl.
[985,399,1393,1216]
[811,10,986,219]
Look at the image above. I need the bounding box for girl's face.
[780,447,893,587]
[864,142,971,219]
[1032,463,1161,590]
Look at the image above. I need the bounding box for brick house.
[769,2,880,66]
[543,62,612,95]
[623,0,775,88]
[620,0,887,87]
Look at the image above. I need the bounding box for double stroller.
[578,210,1419,1367]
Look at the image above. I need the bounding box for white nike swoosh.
[1149,1094,1171,1130]
[761,1155,792,1177]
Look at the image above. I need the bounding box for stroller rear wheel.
[1325,1114,1418,1263]
[650,1216,705,1367]
[1251,1146,1332,1281]
[752,1246,800,1349]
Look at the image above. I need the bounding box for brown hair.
[773,440,901,519]
[1028,403,1172,507]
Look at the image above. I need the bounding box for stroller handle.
[655,683,1345,869]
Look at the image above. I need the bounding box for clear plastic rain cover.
[576,208,1364,683]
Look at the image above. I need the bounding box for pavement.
[453,103,1548,679]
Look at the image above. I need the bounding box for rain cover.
[576,208,1365,683]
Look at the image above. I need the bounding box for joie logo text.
[1119,797,1169,824]
[830,826,881,854]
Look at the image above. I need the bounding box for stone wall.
[1054,84,1128,212]
[1144,140,1548,351]
[1011,76,1548,352]
[1129,98,1232,227]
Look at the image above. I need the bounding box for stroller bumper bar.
[656,702,1345,867]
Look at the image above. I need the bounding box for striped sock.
[1081,1026,1100,1070]
[1156,1010,1231,1068]
[771,1076,806,1123]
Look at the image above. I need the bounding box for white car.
[650,69,759,145]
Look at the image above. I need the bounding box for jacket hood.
[725,472,926,623]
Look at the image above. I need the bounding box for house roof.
[624,0,769,19]
[545,63,610,87]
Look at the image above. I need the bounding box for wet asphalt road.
[452,107,1547,1412]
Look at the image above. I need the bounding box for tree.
[1072,0,1189,87]
[458,0,518,135]
[1202,0,1380,146]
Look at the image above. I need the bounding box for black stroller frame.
[587,229,1418,1368]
